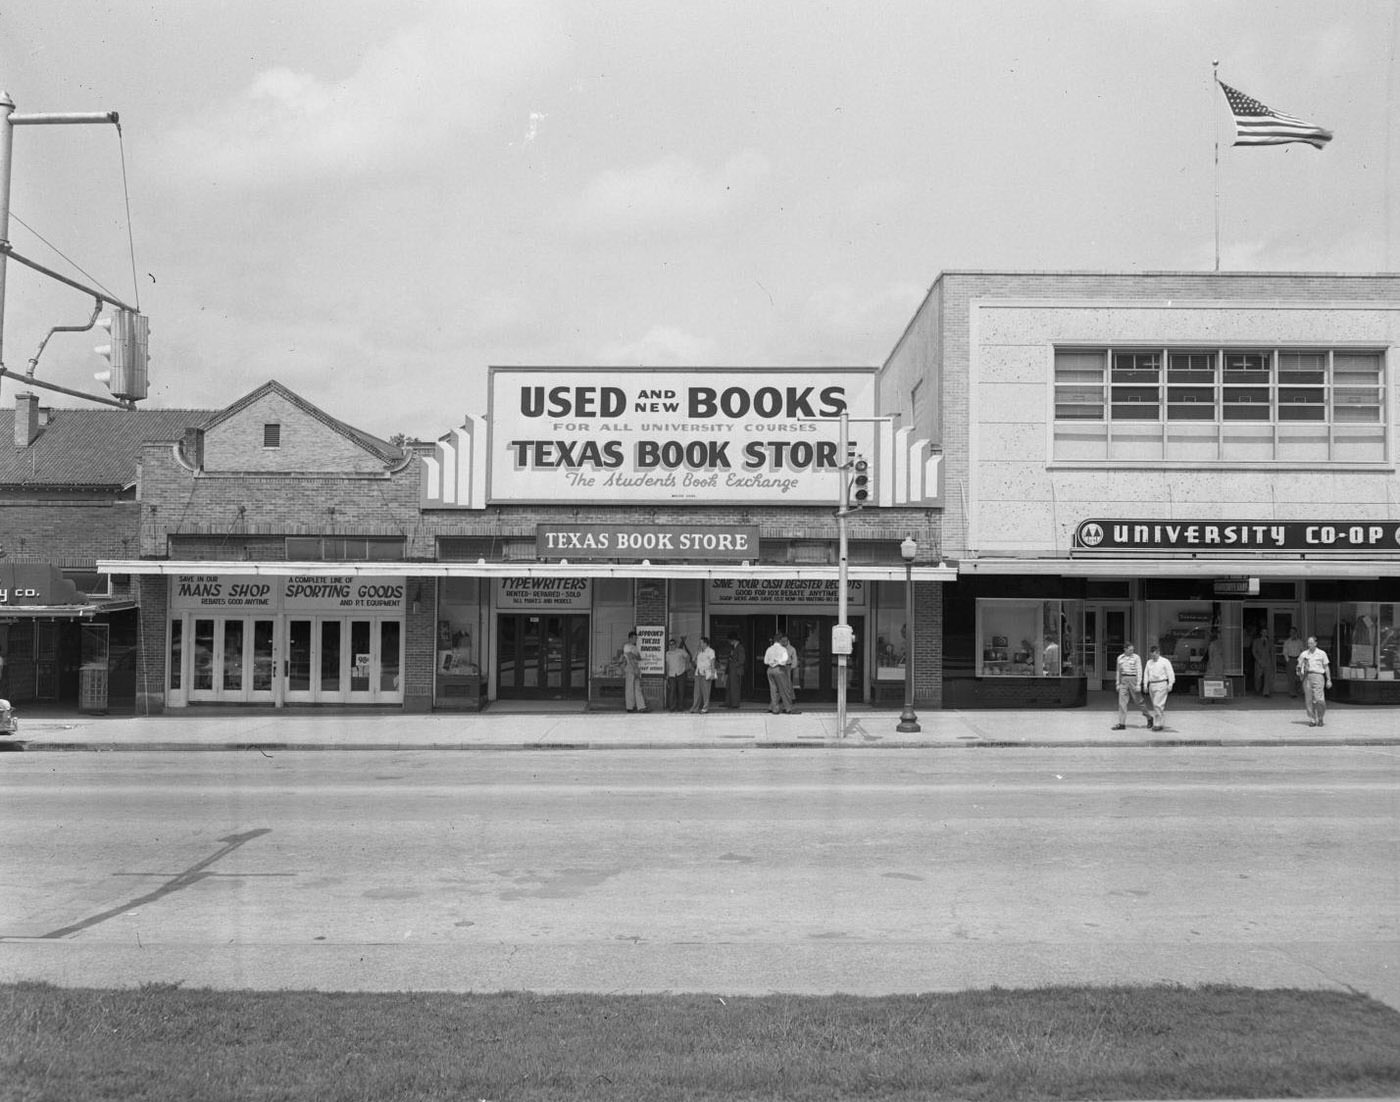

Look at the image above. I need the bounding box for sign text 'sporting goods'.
[489,368,878,505]
[496,577,592,610]
[707,578,866,607]
[170,575,407,612]
[536,523,759,562]
[1075,519,1400,554]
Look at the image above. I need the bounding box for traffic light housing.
[850,454,871,504]
[94,309,150,401]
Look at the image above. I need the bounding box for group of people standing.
[620,631,749,714]
[1114,632,1334,730]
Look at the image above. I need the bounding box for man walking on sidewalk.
[1112,641,1146,730]
[764,636,796,714]
[1297,635,1332,727]
[1143,644,1176,731]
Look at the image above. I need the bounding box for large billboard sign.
[487,367,878,505]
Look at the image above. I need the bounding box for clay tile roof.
[0,407,216,487]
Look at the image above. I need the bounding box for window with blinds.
[1052,347,1386,463]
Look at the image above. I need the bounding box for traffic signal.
[94,309,150,401]
[850,454,871,504]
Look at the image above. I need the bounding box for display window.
[976,599,1084,677]
[668,580,704,660]
[437,578,484,677]
[1144,601,1242,677]
[591,579,635,679]
[1333,602,1398,680]
[874,582,908,682]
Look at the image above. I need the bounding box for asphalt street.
[2,739,1396,1010]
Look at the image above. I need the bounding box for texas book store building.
[418,367,950,711]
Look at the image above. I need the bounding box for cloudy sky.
[1,1,1394,440]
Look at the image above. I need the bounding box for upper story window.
[1053,346,1386,464]
[263,423,281,448]
[285,537,405,561]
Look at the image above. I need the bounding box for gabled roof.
[0,406,214,488]
[204,379,403,464]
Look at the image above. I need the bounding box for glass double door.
[188,617,277,703]
[1244,604,1298,695]
[497,614,589,699]
[285,616,402,704]
[1081,604,1132,688]
[184,615,402,704]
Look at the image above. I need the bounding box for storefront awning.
[959,556,1399,579]
[0,600,135,620]
[97,559,958,583]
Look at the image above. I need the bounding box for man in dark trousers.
[724,633,746,708]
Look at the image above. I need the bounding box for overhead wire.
[114,121,140,311]
[7,210,119,302]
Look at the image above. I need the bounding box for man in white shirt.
[1112,642,1146,730]
[1142,644,1176,732]
[1296,636,1332,727]
[764,636,796,714]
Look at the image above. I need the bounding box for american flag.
[1218,81,1333,149]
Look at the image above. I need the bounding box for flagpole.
[1213,60,1221,272]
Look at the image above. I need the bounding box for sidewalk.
[3,692,1395,752]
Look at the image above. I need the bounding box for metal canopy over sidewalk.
[97,559,959,583]
[959,556,1397,578]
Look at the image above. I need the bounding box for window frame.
[1052,345,1387,465]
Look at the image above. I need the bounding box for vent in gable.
[263,423,281,448]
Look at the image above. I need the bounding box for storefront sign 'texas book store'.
[487,367,879,506]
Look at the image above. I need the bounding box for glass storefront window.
[976,599,1084,677]
[1143,601,1242,677]
[875,582,908,681]
[668,580,703,659]
[437,578,484,677]
[1334,602,1398,680]
[592,579,634,678]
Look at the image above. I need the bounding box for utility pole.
[0,91,137,409]
[836,410,851,737]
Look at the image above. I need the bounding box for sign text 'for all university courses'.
[488,368,878,506]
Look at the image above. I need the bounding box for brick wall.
[913,579,943,708]
[0,499,142,564]
[134,573,169,714]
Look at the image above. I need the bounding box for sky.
[1,0,1395,441]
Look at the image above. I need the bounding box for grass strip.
[3,982,1399,1101]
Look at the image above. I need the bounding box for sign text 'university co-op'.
[488,368,879,505]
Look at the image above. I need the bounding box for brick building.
[1,392,211,712]
[878,271,1400,707]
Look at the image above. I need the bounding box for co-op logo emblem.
[1078,522,1105,547]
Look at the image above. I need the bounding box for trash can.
[79,664,108,714]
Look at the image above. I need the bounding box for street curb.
[9,738,1400,753]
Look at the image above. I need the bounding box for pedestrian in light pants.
[1297,636,1332,727]
[1142,644,1176,732]
[1112,642,1146,729]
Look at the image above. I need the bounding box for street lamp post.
[897,536,920,732]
